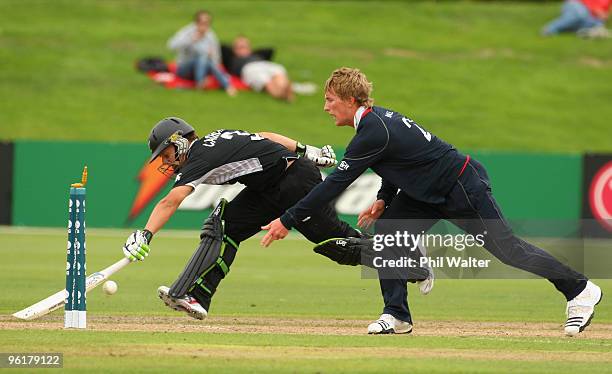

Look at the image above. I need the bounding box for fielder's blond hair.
[324,67,374,107]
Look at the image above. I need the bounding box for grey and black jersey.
[173,130,296,191]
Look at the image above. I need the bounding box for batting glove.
[296,142,338,168]
[123,229,152,262]
[320,145,336,160]
[308,155,338,168]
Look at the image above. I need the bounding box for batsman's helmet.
[148,117,195,162]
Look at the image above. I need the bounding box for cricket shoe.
[565,281,602,336]
[367,314,412,335]
[157,286,208,320]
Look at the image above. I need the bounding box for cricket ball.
[102,280,118,295]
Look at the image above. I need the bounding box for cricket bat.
[12,258,131,321]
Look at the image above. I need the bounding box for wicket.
[65,167,88,329]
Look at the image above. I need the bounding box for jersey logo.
[338,161,350,171]
[175,173,182,182]
[385,111,394,118]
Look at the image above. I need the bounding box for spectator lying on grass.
[542,0,611,38]
[227,36,315,102]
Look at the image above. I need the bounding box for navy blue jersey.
[280,106,468,229]
[174,129,296,191]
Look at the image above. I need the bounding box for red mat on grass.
[147,62,249,90]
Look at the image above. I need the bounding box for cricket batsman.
[261,67,602,336]
[121,117,378,319]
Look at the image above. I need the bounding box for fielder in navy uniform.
[262,67,602,336]
[121,117,361,320]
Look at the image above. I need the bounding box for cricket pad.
[169,199,238,298]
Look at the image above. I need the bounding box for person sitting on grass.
[168,10,237,96]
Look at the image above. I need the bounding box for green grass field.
[1,228,611,373]
[1,0,611,151]
[2,1,612,372]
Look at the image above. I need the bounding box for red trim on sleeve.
[458,155,471,177]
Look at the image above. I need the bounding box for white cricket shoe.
[416,243,434,295]
[367,314,412,334]
[157,285,208,320]
[565,281,602,336]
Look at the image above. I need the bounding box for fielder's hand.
[123,230,152,261]
[297,143,338,168]
[357,200,386,230]
[260,218,289,247]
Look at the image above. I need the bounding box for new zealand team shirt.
[173,130,296,191]
[280,106,468,229]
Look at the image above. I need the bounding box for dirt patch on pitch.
[2,314,612,340]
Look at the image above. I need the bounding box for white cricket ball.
[102,280,118,295]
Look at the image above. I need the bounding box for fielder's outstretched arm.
[261,115,388,247]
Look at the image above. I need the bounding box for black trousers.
[377,158,587,323]
[192,157,359,308]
